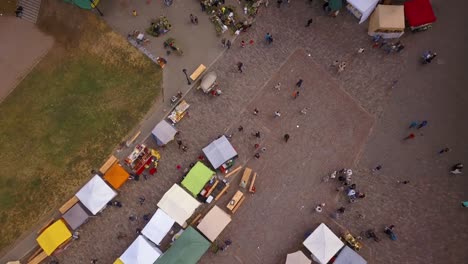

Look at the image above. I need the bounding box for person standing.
[132,10,138,16]
[241,40,246,48]
[190,14,195,24]
[221,38,226,47]
[403,133,415,140]
[438,147,451,154]
[237,62,243,73]
[409,121,418,129]
[284,134,290,142]
[293,91,300,99]
[226,39,232,49]
[277,0,283,8]
[417,120,428,129]
[305,18,313,27]
[177,140,182,149]
[372,165,382,172]
[274,111,281,118]
[296,79,303,88]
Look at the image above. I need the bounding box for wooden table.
[226,190,244,211]
[239,167,252,188]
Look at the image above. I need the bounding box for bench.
[249,173,257,193]
[232,196,246,214]
[99,155,118,174]
[239,167,252,188]
[190,64,206,81]
[59,196,79,214]
[27,250,47,264]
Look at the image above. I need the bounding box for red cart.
[404,0,436,32]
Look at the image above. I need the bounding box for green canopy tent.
[63,0,99,10]
[155,227,210,264]
[181,162,215,196]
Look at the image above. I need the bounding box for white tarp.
[202,135,237,169]
[303,223,344,264]
[152,120,178,146]
[286,251,311,264]
[197,206,232,242]
[142,209,175,245]
[120,235,162,264]
[347,0,379,24]
[334,246,367,264]
[75,175,117,215]
[157,184,201,226]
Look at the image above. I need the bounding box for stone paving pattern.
[55,1,468,264]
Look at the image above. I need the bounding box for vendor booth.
[368,5,405,39]
[62,203,89,230]
[334,246,367,264]
[152,120,178,146]
[157,184,201,226]
[181,162,215,196]
[75,175,117,215]
[285,250,311,264]
[202,135,238,170]
[197,206,232,242]
[36,219,72,255]
[125,144,160,175]
[103,163,129,190]
[168,100,190,124]
[404,0,436,32]
[155,227,210,264]
[119,235,162,264]
[346,0,379,24]
[141,209,175,245]
[303,223,344,264]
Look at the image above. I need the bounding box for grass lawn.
[0,0,161,250]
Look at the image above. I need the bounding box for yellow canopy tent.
[114,259,124,264]
[36,219,72,255]
[104,163,129,190]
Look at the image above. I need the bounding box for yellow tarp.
[36,219,72,255]
[114,259,124,264]
[104,163,129,190]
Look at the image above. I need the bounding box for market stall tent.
[104,163,130,190]
[181,161,215,196]
[119,235,162,264]
[368,5,405,39]
[285,250,311,264]
[303,223,344,264]
[75,175,117,215]
[157,184,201,226]
[404,0,436,30]
[36,219,72,255]
[202,135,237,169]
[346,0,379,24]
[142,209,175,245]
[334,246,367,264]
[62,203,89,230]
[197,205,231,242]
[152,120,178,146]
[155,227,210,264]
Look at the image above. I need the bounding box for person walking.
[277,0,283,7]
[438,147,451,154]
[253,108,259,115]
[265,33,273,44]
[274,111,281,118]
[238,126,244,132]
[296,79,303,88]
[293,91,300,99]
[132,10,138,16]
[237,62,243,73]
[397,180,410,184]
[194,16,198,24]
[403,133,415,140]
[284,133,290,142]
[408,121,418,129]
[372,165,382,172]
[241,40,246,48]
[254,131,261,138]
[221,38,226,47]
[417,120,428,129]
[177,140,182,149]
[300,107,308,115]
[274,82,281,90]
[305,18,313,27]
[190,14,195,23]
[226,39,232,49]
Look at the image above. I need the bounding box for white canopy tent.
[346,0,379,24]
[75,175,117,215]
[142,209,175,245]
[303,223,344,264]
[119,235,162,264]
[197,206,232,242]
[152,120,178,146]
[334,246,367,264]
[157,184,201,227]
[285,251,311,264]
[202,135,237,169]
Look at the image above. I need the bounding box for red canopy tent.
[404,0,436,31]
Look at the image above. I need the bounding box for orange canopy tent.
[104,163,129,190]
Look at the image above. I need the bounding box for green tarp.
[181,162,215,196]
[155,227,210,264]
[63,0,99,10]
[329,0,343,11]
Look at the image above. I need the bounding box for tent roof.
[152,120,178,146]
[120,235,162,264]
[104,163,129,190]
[181,162,215,196]
[369,5,405,32]
[142,209,175,245]
[303,223,344,264]
[197,206,232,242]
[334,246,367,264]
[155,227,210,264]
[62,203,89,230]
[75,175,117,215]
[347,0,378,12]
[286,251,311,264]
[157,184,201,226]
[202,136,237,169]
[36,219,72,255]
[404,0,436,27]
